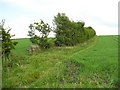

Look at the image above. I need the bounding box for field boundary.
[69,36,98,59]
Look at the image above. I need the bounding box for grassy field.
[2,35,118,88]
[11,38,33,55]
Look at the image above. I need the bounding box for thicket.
[53,13,96,46]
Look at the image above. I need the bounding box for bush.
[0,20,18,59]
[28,20,51,50]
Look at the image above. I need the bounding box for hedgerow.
[53,13,96,46]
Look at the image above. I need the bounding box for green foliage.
[2,35,118,88]
[0,20,18,58]
[28,20,51,49]
[53,13,96,46]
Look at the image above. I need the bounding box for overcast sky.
[0,0,119,38]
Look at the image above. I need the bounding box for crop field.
[2,35,118,88]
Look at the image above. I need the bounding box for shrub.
[28,20,52,50]
[0,20,18,59]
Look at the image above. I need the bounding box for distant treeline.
[53,13,96,46]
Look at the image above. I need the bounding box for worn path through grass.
[60,35,118,88]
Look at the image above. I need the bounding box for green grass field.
[2,35,118,88]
